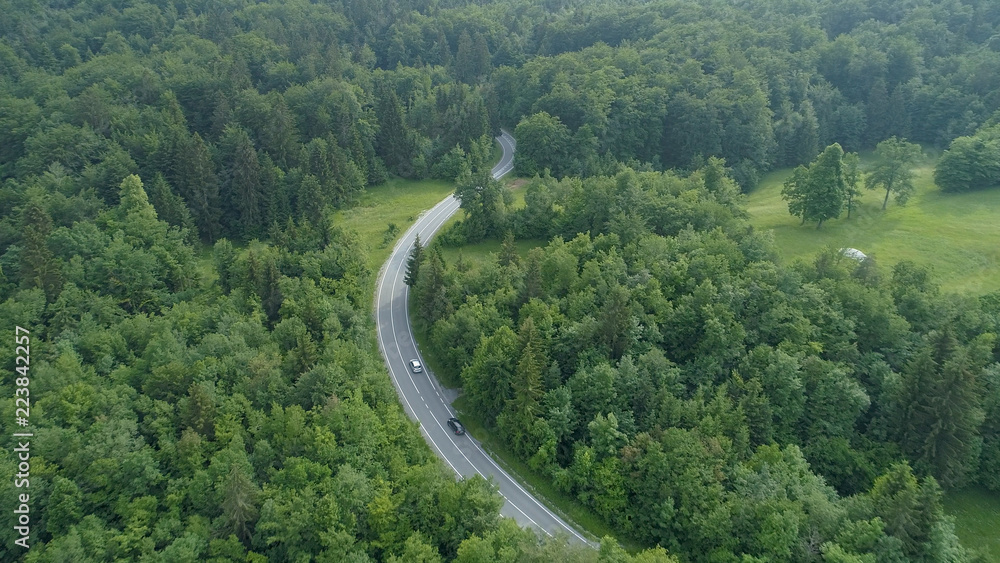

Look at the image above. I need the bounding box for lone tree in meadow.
[843,151,863,218]
[781,143,846,229]
[868,137,922,210]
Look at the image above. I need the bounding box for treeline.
[0,175,680,562]
[413,164,1000,561]
[496,0,1000,188]
[366,0,1000,188]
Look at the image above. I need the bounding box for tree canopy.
[3,0,1000,560]
[416,164,1000,561]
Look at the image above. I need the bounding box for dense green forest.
[420,164,1000,561]
[2,0,1000,561]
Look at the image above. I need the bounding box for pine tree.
[19,197,63,302]
[374,81,415,177]
[404,234,424,287]
[499,231,519,267]
[219,125,264,239]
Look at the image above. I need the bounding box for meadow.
[745,165,1000,295]
[331,177,456,273]
[943,487,1000,560]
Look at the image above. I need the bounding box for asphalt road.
[374,130,592,545]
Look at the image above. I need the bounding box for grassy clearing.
[437,237,547,272]
[745,166,1000,295]
[332,178,455,274]
[943,487,1000,560]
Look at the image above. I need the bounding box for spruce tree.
[219,125,264,239]
[19,197,63,301]
[374,81,415,177]
[404,234,423,287]
[899,330,986,489]
[416,246,448,323]
[499,231,519,267]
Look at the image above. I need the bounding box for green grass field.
[942,487,1000,560]
[332,178,456,273]
[745,166,1000,295]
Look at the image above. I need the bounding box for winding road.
[375,130,592,544]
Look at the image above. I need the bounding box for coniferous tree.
[146,172,195,237]
[416,246,449,323]
[405,234,424,288]
[219,125,264,239]
[220,463,259,544]
[867,79,890,146]
[500,335,545,456]
[455,30,476,84]
[375,81,416,177]
[499,231,519,267]
[296,174,325,227]
[898,330,987,489]
[19,197,63,301]
[174,132,220,242]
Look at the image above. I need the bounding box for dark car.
[408,359,423,373]
[447,417,466,435]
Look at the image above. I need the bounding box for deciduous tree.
[867,137,922,210]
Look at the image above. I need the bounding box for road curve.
[374,130,593,545]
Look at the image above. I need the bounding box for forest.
[2,0,1000,561]
[416,164,1000,561]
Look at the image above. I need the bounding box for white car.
[409,359,423,373]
